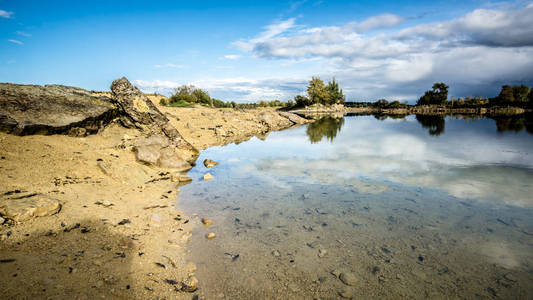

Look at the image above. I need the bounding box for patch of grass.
[167,100,194,107]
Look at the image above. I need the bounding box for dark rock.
[155,262,166,269]
[0,83,118,135]
[118,219,131,225]
[63,223,80,232]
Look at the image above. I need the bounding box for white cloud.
[356,13,405,32]
[234,18,297,52]
[15,31,31,37]
[8,39,23,45]
[0,10,13,19]
[230,4,533,100]
[224,54,240,60]
[134,77,307,102]
[397,6,533,47]
[153,63,183,68]
[287,0,308,13]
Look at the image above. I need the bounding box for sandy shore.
[0,101,309,299]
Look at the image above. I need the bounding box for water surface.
[179,114,533,299]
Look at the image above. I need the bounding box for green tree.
[512,85,530,103]
[416,82,449,105]
[307,77,329,105]
[192,88,212,106]
[497,85,515,104]
[170,85,197,103]
[325,78,345,105]
[431,82,449,104]
[294,95,312,107]
[374,99,389,107]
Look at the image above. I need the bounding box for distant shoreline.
[290,105,531,117]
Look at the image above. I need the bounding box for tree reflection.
[415,114,446,136]
[306,116,345,143]
[492,113,533,134]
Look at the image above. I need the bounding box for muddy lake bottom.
[179,115,533,299]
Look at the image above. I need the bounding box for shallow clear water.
[179,114,533,299]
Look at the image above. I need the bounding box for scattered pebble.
[118,219,131,225]
[95,200,114,207]
[203,159,219,168]
[182,232,192,242]
[318,249,328,258]
[150,213,162,226]
[272,250,281,257]
[182,276,198,292]
[224,253,240,261]
[0,216,5,224]
[206,232,216,239]
[338,289,353,298]
[201,218,213,226]
[203,173,214,181]
[340,272,357,286]
[63,223,81,232]
[171,175,192,183]
[166,276,198,293]
[185,262,197,273]
[162,255,177,268]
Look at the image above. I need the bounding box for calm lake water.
[179,114,533,299]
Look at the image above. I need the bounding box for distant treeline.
[158,80,533,110]
[159,76,346,109]
[347,83,533,109]
[345,100,408,109]
[415,83,533,108]
[159,85,294,109]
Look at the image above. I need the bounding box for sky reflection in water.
[179,114,533,298]
[200,114,533,207]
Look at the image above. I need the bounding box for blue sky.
[1,0,532,102]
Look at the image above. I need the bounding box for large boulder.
[0,83,118,135]
[133,134,193,170]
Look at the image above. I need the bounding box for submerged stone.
[339,272,357,286]
[203,159,219,168]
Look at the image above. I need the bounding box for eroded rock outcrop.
[110,78,198,166]
[110,77,197,154]
[0,78,199,170]
[0,83,118,135]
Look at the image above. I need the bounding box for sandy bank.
[0,89,309,299]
